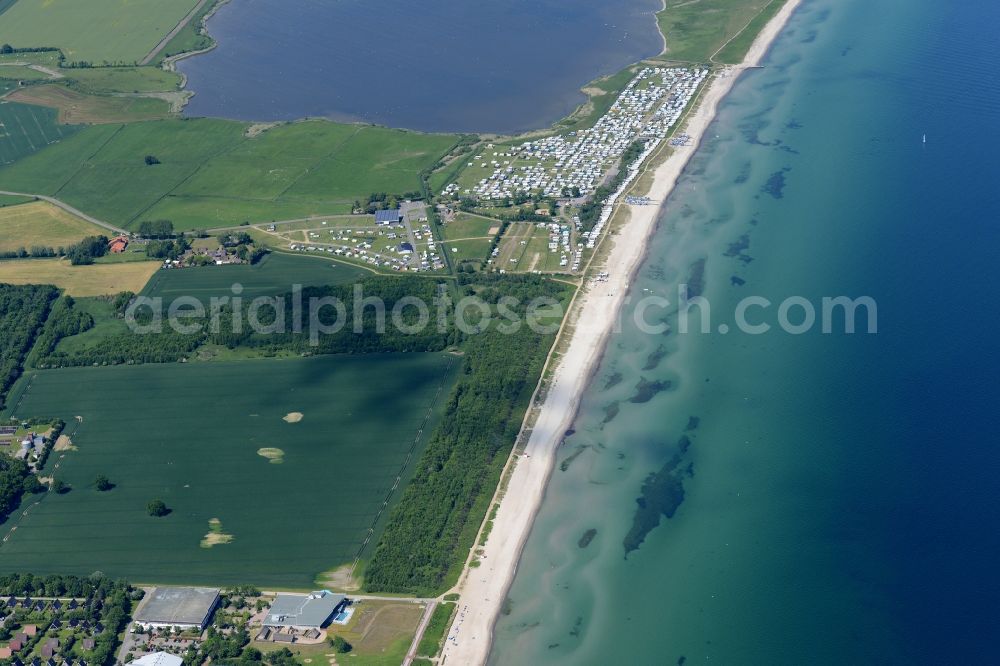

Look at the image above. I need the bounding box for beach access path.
[437,1,805,664]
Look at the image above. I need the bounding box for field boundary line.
[125,128,256,227]
[348,356,456,579]
[50,123,124,202]
[271,126,362,200]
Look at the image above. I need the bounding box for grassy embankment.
[155,0,225,63]
[416,602,455,659]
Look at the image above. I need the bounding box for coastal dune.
[438,1,804,664]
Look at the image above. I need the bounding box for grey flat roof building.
[375,209,402,224]
[265,590,345,629]
[133,587,220,630]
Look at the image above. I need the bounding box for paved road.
[139,0,214,66]
[204,214,352,234]
[0,190,128,235]
[402,600,437,666]
[400,201,427,269]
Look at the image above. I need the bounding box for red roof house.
[108,236,129,253]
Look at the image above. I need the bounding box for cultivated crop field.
[0,0,203,64]
[0,119,456,231]
[7,85,173,124]
[0,200,106,252]
[0,257,160,296]
[139,251,371,306]
[0,100,80,166]
[0,353,459,588]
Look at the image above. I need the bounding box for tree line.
[365,274,571,595]
[0,235,111,264]
[0,284,57,409]
[6,270,573,600]
[36,276,460,368]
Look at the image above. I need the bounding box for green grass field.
[657,0,776,63]
[0,119,456,231]
[714,0,784,63]
[65,67,183,94]
[0,193,35,207]
[0,100,80,166]
[0,0,203,64]
[139,251,371,306]
[0,64,50,81]
[0,353,459,588]
[416,602,454,658]
[51,296,130,356]
[279,600,422,666]
[442,238,491,265]
[0,50,61,68]
[439,212,498,241]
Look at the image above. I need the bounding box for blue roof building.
[375,209,403,224]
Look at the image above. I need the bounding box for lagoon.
[179,0,664,134]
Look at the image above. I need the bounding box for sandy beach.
[439,2,803,664]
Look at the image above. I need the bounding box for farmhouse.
[127,652,183,666]
[375,209,403,225]
[133,587,220,631]
[264,590,345,630]
[108,236,129,253]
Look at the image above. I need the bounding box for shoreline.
[438,1,804,664]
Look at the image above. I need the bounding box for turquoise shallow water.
[491,0,1000,663]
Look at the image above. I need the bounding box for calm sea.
[178,0,663,133]
[491,0,1000,663]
